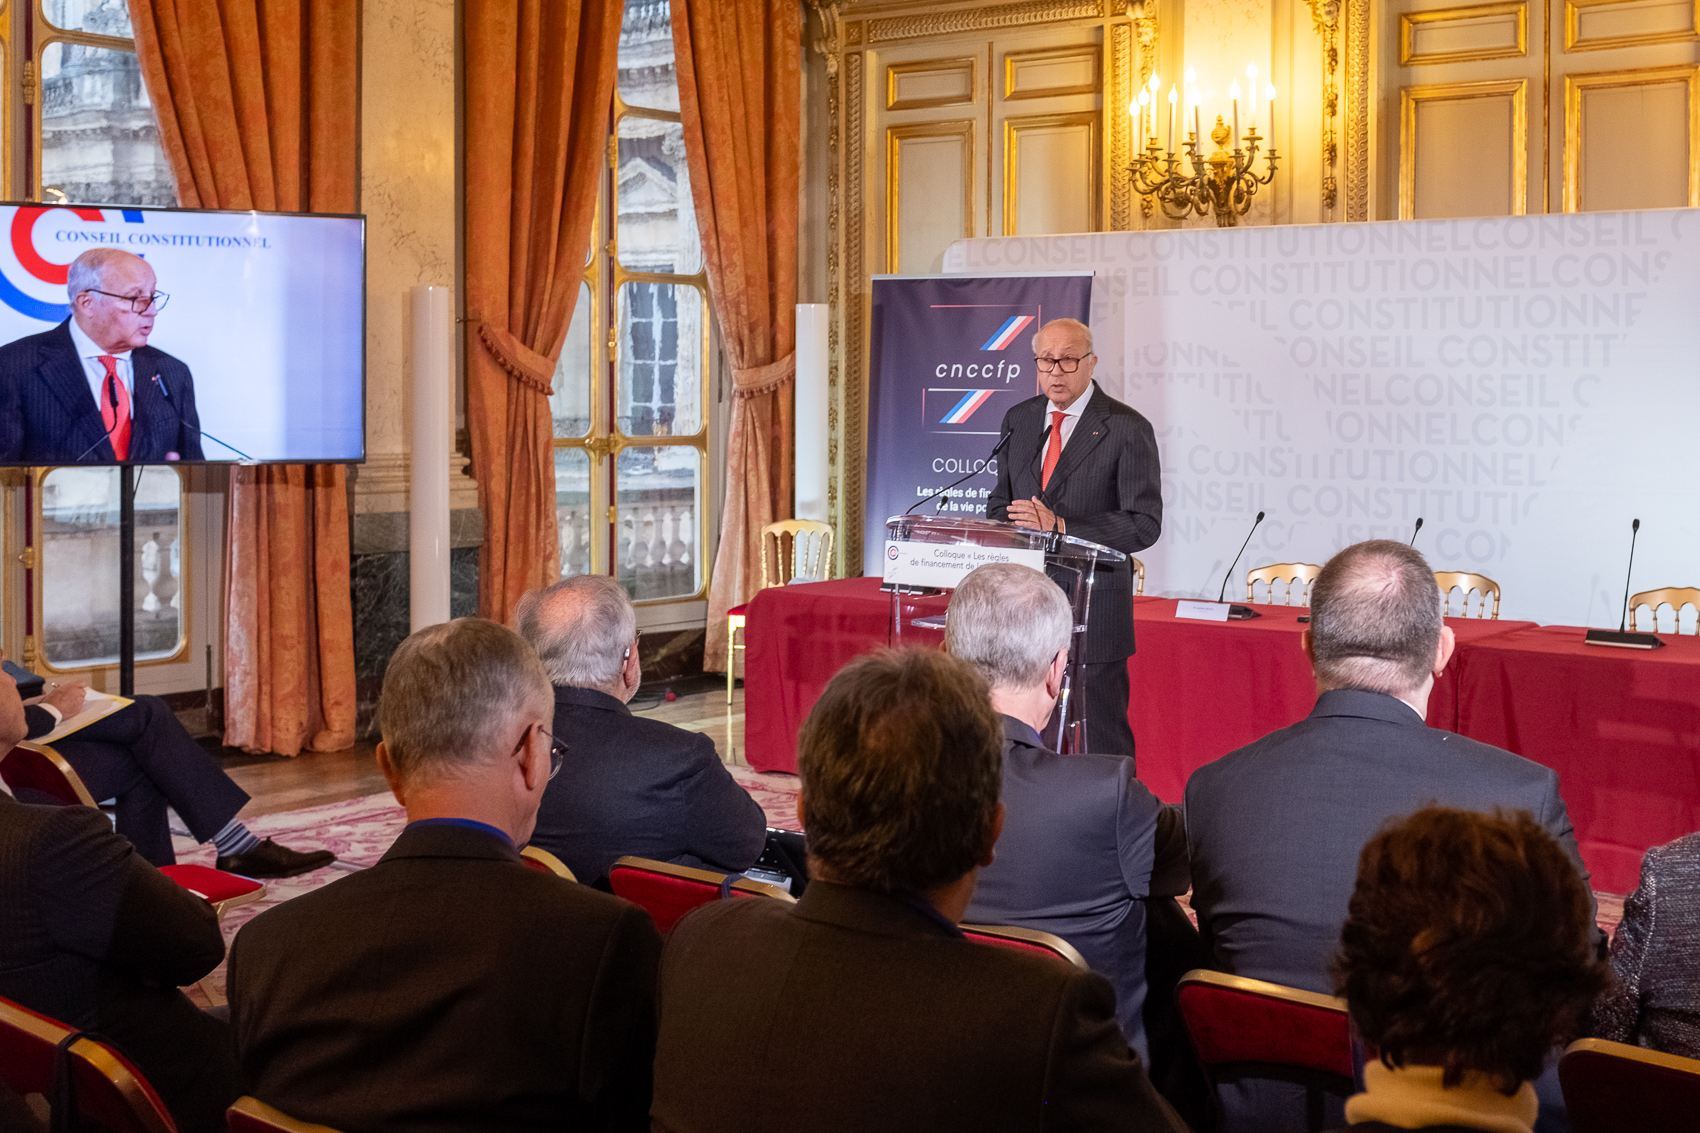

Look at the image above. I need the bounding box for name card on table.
[1175,600,1233,622]
[883,540,1046,590]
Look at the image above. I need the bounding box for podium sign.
[882,540,1046,590]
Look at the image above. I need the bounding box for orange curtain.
[131,0,357,755]
[672,0,801,665]
[464,0,619,622]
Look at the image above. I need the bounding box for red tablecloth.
[1450,625,1700,894]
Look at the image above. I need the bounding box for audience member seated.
[16,680,333,877]
[515,575,766,887]
[1591,831,1700,1058]
[946,562,1186,1062]
[228,619,663,1133]
[0,666,238,1133]
[650,648,1188,1133]
[1184,539,1597,1131]
[1328,807,1609,1133]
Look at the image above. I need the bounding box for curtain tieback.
[732,352,796,397]
[473,317,556,395]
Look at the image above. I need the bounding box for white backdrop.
[945,210,1700,629]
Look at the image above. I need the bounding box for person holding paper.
[19,681,334,878]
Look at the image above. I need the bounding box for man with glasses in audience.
[229,618,663,1132]
[987,317,1161,760]
[515,574,767,888]
[0,247,204,463]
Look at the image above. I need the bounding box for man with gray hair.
[516,574,765,887]
[948,563,1186,1063]
[0,246,203,462]
[1184,540,1594,1130]
[228,618,663,1132]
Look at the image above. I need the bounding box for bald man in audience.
[229,619,663,1133]
[947,562,1186,1063]
[1184,539,1596,1132]
[515,575,765,887]
[651,648,1188,1133]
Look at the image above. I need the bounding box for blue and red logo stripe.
[979,314,1035,351]
[939,389,995,424]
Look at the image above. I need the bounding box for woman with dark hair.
[1329,807,1611,1133]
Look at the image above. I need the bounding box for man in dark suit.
[987,317,1161,758]
[651,648,1187,1133]
[516,574,766,887]
[1185,540,1595,1131]
[228,618,663,1133]
[0,247,203,463]
[948,563,1187,1063]
[0,667,238,1133]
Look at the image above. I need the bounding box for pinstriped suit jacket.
[987,382,1163,663]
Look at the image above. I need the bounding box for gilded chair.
[1246,563,1323,606]
[228,1096,345,1133]
[727,519,835,703]
[608,855,795,937]
[1560,1037,1700,1133]
[961,923,1089,969]
[0,995,179,1133]
[1132,556,1145,597]
[1628,587,1700,635]
[519,845,577,880]
[1434,571,1502,619]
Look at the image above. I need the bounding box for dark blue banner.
[863,272,1093,576]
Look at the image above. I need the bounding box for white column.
[794,303,829,522]
[409,285,453,631]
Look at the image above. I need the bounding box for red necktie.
[98,355,131,461]
[1040,410,1065,490]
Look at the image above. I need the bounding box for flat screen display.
[0,203,364,465]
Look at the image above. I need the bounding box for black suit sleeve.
[580,903,663,1132]
[675,734,769,873]
[987,408,1017,521]
[1042,968,1190,1131]
[24,704,55,739]
[1060,412,1163,555]
[35,805,224,987]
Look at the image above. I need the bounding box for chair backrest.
[961,924,1089,969]
[0,742,97,807]
[228,1095,345,1133]
[760,520,833,589]
[1560,1037,1700,1133]
[1176,969,1355,1081]
[1629,586,1700,635]
[519,845,577,880]
[607,855,795,936]
[1435,571,1501,619]
[1131,556,1145,597]
[0,996,178,1133]
[1246,563,1323,606]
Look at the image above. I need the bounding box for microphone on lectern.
[1217,511,1266,604]
[1409,517,1423,546]
[908,427,1012,516]
[1584,517,1664,650]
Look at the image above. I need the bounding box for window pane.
[616,116,701,275]
[551,282,593,438]
[619,0,679,112]
[43,0,133,37]
[616,445,700,601]
[555,448,593,579]
[41,466,184,668]
[617,282,702,437]
[41,42,175,205]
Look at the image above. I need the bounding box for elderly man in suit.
[948,562,1187,1063]
[0,247,203,463]
[515,574,766,888]
[1185,539,1595,1132]
[651,648,1188,1133]
[987,317,1161,759]
[0,666,238,1133]
[229,619,663,1132]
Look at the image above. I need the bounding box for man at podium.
[987,318,1161,759]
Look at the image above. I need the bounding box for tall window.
[553,0,710,605]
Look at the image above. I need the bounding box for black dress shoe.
[216,839,336,879]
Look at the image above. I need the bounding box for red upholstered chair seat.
[158,864,265,907]
[0,742,98,806]
[962,924,1089,968]
[0,995,179,1133]
[608,855,793,936]
[1560,1037,1700,1133]
[726,603,750,618]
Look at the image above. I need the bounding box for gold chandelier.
[1129,68,1279,228]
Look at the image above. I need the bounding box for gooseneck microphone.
[67,374,129,462]
[1409,517,1423,546]
[1584,517,1664,649]
[1218,511,1266,604]
[908,427,1012,516]
[151,372,254,460]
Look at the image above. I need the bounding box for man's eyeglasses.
[538,727,569,779]
[86,289,170,315]
[1034,354,1091,374]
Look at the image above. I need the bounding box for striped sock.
[212,819,259,858]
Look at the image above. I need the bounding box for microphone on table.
[1584,518,1664,649]
[908,427,1012,516]
[1409,517,1423,546]
[151,372,254,460]
[1215,511,1266,620]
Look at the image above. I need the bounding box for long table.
[742,577,1698,891]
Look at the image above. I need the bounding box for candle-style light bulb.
[1149,73,1160,92]
[1247,62,1258,82]
[1230,79,1241,144]
[1230,79,1241,99]
[1185,66,1196,84]
[1168,83,1178,152]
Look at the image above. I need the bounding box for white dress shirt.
[68,316,135,409]
[1049,380,1094,448]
